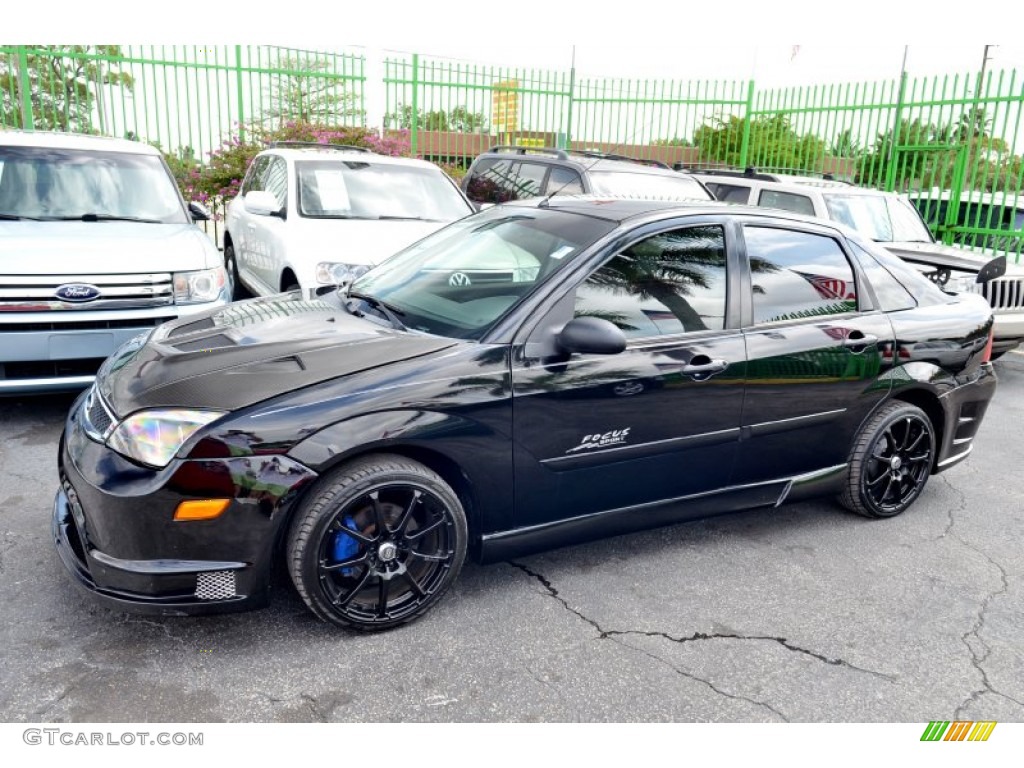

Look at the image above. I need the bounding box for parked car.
[690,168,1024,357]
[461,145,714,206]
[909,188,1024,258]
[0,130,230,394]
[223,143,475,300]
[55,197,998,631]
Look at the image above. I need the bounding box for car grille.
[195,571,237,600]
[978,276,1024,310]
[0,273,175,311]
[0,357,107,381]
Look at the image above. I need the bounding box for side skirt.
[479,464,847,563]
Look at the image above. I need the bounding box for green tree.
[261,54,363,127]
[829,128,862,159]
[384,104,487,133]
[0,45,133,133]
[694,113,827,173]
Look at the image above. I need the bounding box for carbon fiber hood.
[97,294,457,414]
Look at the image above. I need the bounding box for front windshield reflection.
[350,208,616,340]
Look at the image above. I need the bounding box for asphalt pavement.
[1,356,1022,723]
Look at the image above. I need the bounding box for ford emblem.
[55,283,102,302]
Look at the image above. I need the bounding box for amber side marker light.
[981,329,994,363]
[174,499,231,521]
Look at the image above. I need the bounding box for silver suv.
[0,131,230,393]
[692,169,1024,357]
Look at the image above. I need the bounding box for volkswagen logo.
[55,283,102,303]
[448,272,472,287]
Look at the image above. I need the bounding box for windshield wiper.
[345,290,407,331]
[0,213,40,220]
[43,214,163,223]
[375,215,441,222]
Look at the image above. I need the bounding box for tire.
[286,454,468,631]
[223,243,250,300]
[838,401,935,519]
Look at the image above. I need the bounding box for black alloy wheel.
[287,455,467,631]
[839,401,935,518]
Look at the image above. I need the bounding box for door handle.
[842,333,878,353]
[680,357,729,380]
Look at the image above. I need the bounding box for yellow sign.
[492,80,519,133]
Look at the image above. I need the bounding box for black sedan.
[54,197,999,631]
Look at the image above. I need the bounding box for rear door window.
[758,190,815,217]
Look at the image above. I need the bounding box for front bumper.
[53,393,318,615]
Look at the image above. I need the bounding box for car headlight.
[949,274,978,293]
[107,408,226,468]
[173,267,227,304]
[316,262,372,286]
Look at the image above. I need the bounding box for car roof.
[0,129,162,155]
[909,188,1024,208]
[261,145,442,170]
[501,193,847,230]
[474,146,681,176]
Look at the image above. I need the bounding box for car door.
[510,217,750,532]
[734,219,895,485]
[231,155,269,290]
[247,155,291,293]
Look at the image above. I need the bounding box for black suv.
[462,145,713,205]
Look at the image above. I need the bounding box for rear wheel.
[839,401,935,518]
[286,455,467,631]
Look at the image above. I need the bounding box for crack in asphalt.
[256,691,329,722]
[119,615,187,647]
[939,477,1024,718]
[508,561,891,718]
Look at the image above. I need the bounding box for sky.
[12,1,1024,90]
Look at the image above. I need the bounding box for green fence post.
[563,51,576,150]
[883,70,908,191]
[234,45,245,140]
[410,53,419,157]
[16,45,34,130]
[738,79,755,168]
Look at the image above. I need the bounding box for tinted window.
[847,234,950,307]
[848,241,916,311]
[547,166,584,196]
[707,182,751,203]
[758,190,815,217]
[464,159,545,204]
[574,225,727,338]
[744,226,857,324]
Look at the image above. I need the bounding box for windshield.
[295,160,472,221]
[350,207,617,339]
[823,193,933,243]
[0,146,187,222]
[588,171,713,200]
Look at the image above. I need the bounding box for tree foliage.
[384,104,488,133]
[0,45,133,132]
[261,55,363,127]
[694,113,827,173]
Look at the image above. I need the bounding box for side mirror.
[188,201,211,221]
[244,190,283,217]
[976,255,1006,284]
[558,316,627,356]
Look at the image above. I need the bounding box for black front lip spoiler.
[52,488,264,617]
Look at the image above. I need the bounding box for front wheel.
[286,455,468,631]
[838,401,935,518]
[223,243,250,300]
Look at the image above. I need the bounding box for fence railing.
[3,45,1024,258]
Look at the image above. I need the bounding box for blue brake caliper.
[330,517,361,576]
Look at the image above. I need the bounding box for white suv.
[224,144,475,299]
[0,130,230,394]
[692,169,1024,357]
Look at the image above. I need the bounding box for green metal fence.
[4,45,1024,259]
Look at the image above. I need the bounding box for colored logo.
[921,721,997,741]
[55,283,102,302]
